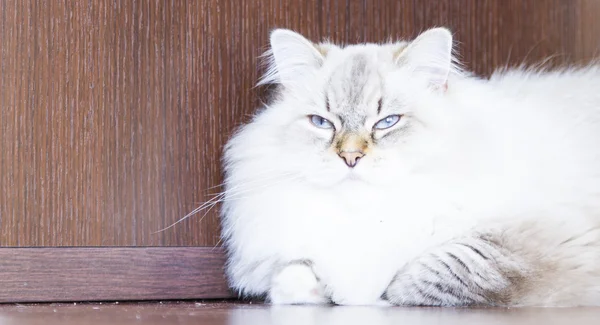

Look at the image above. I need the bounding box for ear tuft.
[258,29,325,86]
[396,27,458,90]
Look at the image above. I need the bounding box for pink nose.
[338,150,365,168]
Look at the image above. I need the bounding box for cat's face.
[254,28,456,187]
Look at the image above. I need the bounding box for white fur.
[220,27,600,306]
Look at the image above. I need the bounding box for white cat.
[220,27,600,306]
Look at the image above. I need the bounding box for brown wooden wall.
[1,0,599,247]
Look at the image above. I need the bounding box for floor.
[0,301,599,325]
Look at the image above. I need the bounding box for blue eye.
[374,115,402,130]
[309,115,334,129]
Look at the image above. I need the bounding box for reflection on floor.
[0,301,599,325]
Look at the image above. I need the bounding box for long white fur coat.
[220,28,600,306]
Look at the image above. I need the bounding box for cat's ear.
[396,28,455,91]
[259,29,326,86]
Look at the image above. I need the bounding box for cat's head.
[227,28,461,188]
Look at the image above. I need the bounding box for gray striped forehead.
[327,54,381,130]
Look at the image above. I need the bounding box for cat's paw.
[385,238,512,306]
[269,262,329,305]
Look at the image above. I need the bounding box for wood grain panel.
[1,0,599,246]
[0,247,231,302]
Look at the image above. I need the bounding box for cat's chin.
[345,171,365,182]
[303,168,373,188]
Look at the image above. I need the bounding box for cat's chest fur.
[268,180,474,304]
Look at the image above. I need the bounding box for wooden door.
[1,0,599,302]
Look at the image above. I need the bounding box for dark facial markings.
[328,54,371,117]
[324,54,413,148]
[348,56,368,106]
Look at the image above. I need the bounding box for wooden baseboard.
[0,247,232,303]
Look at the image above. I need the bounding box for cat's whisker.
[200,170,300,201]
[173,173,307,231]
[152,173,306,234]
[151,193,228,234]
[204,168,299,191]
[219,174,306,202]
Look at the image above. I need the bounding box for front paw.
[385,238,513,306]
[269,262,329,305]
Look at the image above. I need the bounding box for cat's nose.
[338,150,365,168]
